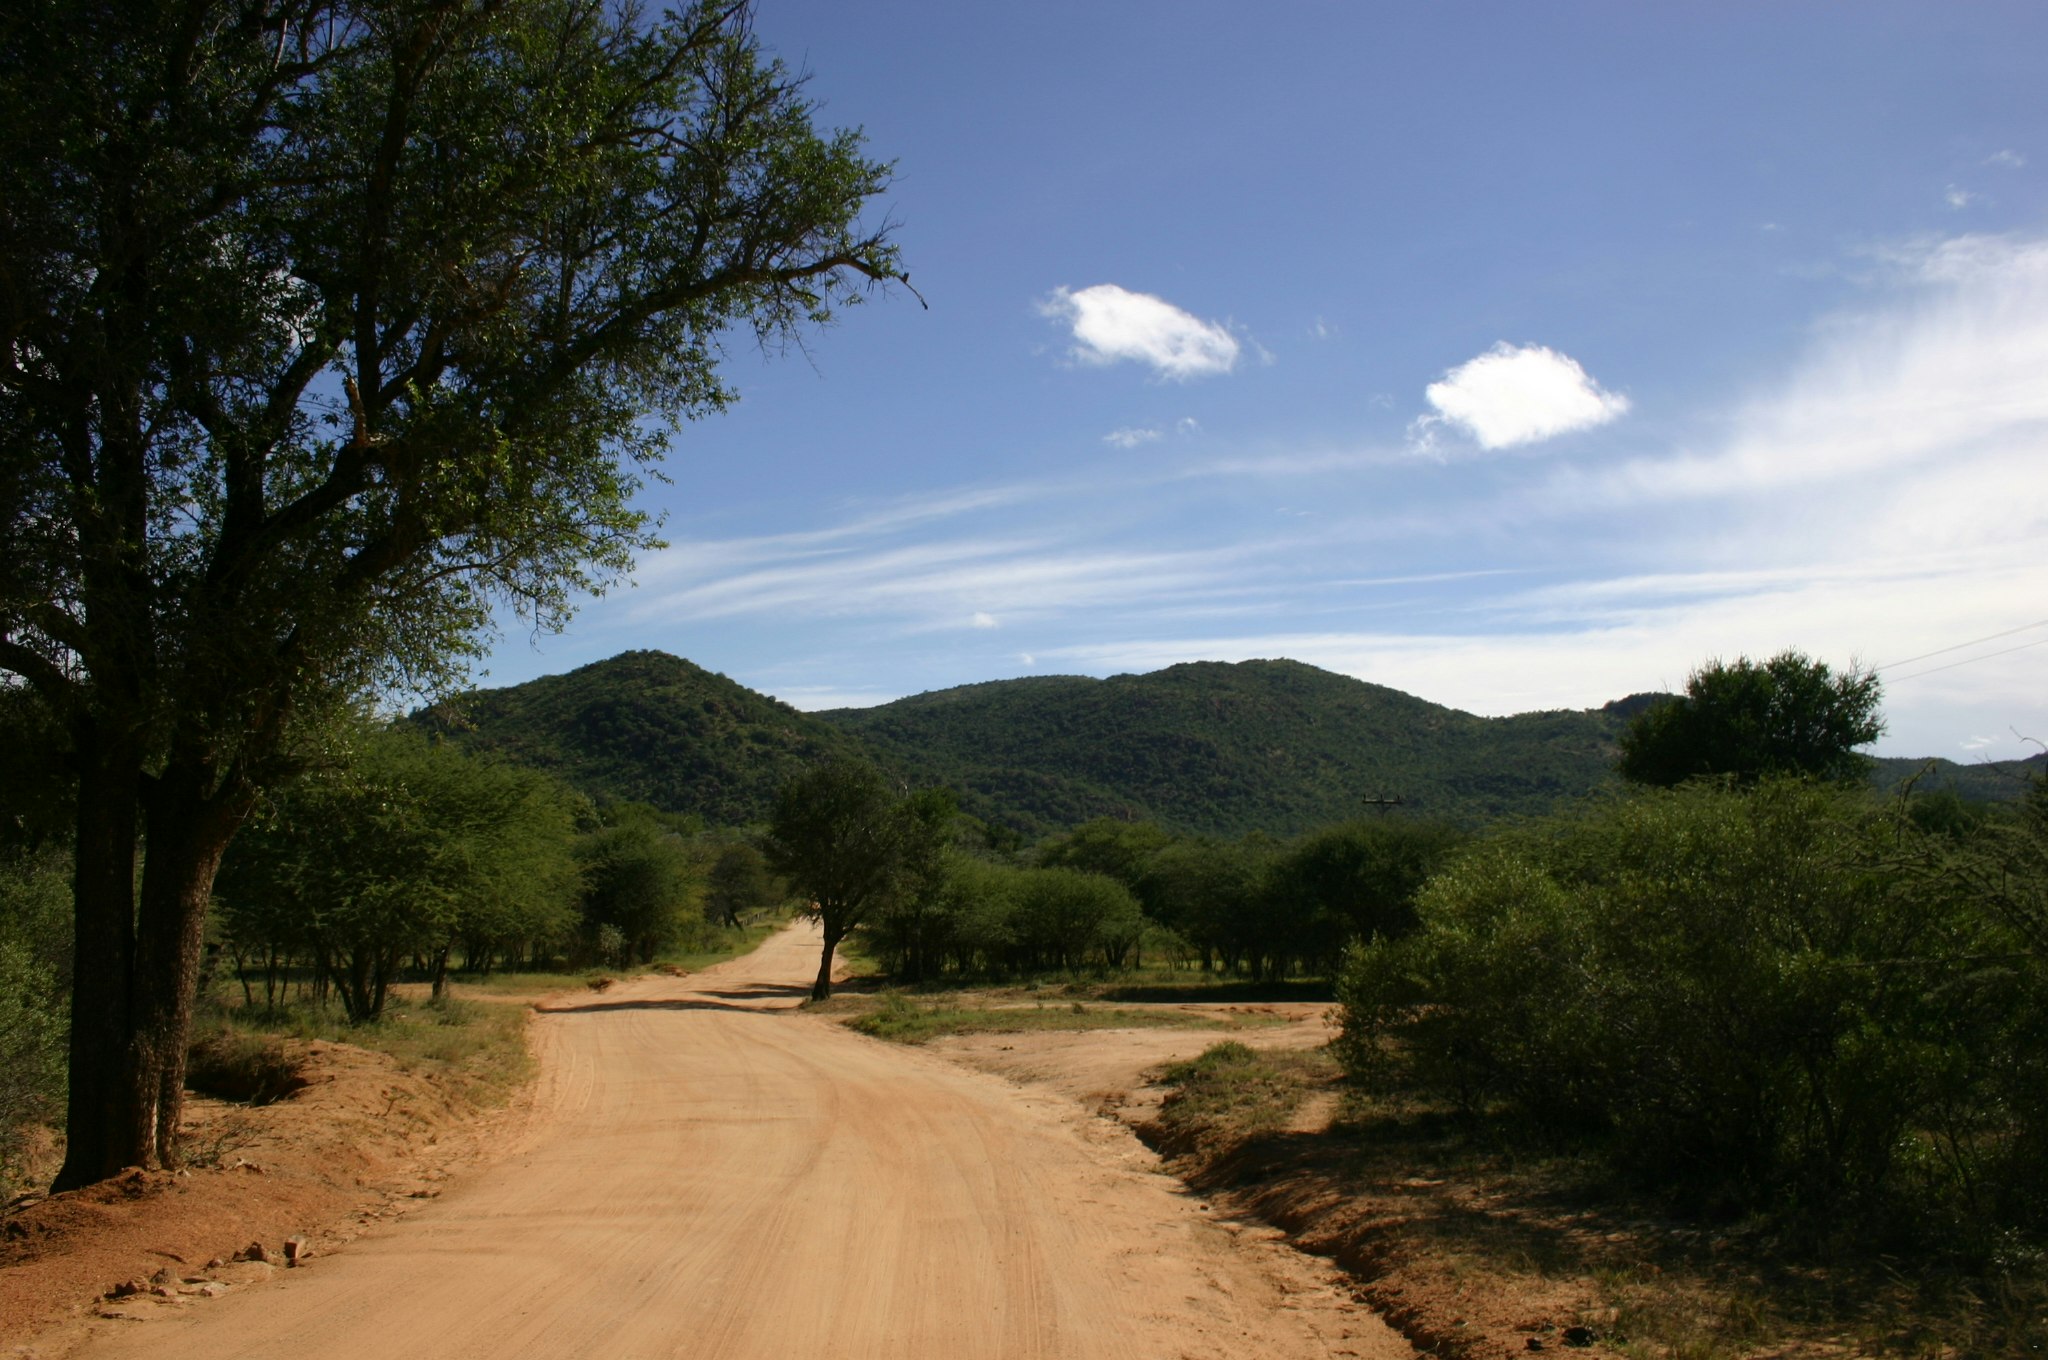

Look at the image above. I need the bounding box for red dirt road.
[46,924,1409,1359]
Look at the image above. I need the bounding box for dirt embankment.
[3,1029,533,1347]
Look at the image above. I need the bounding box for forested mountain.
[1870,752,2047,801]
[415,651,2039,838]
[411,651,871,827]
[815,659,1638,836]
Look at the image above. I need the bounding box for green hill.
[814,659,1639,837]
[410,650,871,826]
[414,651,2042,839]
[1871,752,2046,802]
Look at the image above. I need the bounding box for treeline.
[757,759,1465,1001]
[856,815,1466,984]
[213,726,785,1022]
[0,720,785,1189]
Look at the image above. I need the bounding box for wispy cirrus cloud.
[587,232,2047,760]
[1041,284,1240,379]
[629,529,1270,630]
[1413,343,1629,451]
[1533,233,2048,523]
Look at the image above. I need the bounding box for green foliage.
[415,652,874,825]
[764,758,914,998]
[1618,651,1884,786]
[2,0,905,1183]
[1153,1041,1325,1157]
[0,848,70,1192]
[860,855,1148,980]
[420,651,2036,849]
[1036,818,1174,887]
[1138,836,1274,974]
[1258,817,1466,974]
[0,938,64,1191]
[820,659,1641,837]
[575,811,702,966]
[1337,779,2048,1241]
[218,727,582,1021]
[704,842,777,928]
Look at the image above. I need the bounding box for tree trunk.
[55,743,245,1187]
[54,738,143,1190]
[812,928,840,1001]
[132,761,247,1168]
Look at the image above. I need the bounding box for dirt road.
[50,923,1409,1360]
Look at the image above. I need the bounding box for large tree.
[0,0,904,1187]
[1617,651,1884,787]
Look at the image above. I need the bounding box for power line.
[1884,636,2048,685]
[1878,617,2048,672]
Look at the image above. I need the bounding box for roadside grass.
[1151,1040,1331,1157]
[1146,1038,2048,1360]
[189,991,533,1107]
[452,910,791,998]
[835,991,1271,1045]
[832,956,1336,1008]
[189,911,792,1107]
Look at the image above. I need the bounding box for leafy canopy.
[1617,651,1883,787]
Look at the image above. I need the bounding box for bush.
[0,939,64,1190]
[0,850,69,1194]
[1338,779,2042,1236]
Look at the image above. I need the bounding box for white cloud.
[970,611,998,629]
[1543,233,2048,517]
[1946,185,1978,209]
[1103,426,1162,449]
[1417,343,1630,450]
[1041,284,1240,379]
[1987,149,2027,168]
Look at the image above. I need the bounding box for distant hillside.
[411,651,872,826]
[415,651,2041,840]
[1871,752,2046,802]
[814,659,1640,837]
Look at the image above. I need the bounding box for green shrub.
[1338,779,2042,1236]
[0,939,65,1190]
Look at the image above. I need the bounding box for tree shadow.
[536,983,805,1015]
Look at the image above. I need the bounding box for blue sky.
[481,1,2048,761]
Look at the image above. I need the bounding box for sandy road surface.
[50,923,1408,1360]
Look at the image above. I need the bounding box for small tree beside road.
[765,761,909,1000]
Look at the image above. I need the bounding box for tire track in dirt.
[46,923,1410,1360]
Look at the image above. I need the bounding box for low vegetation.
[842,992,1220,1045]
[1338,777,2048,1251]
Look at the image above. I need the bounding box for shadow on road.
[536,980,814,1015]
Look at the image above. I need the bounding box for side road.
[41,922,1411,1360]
